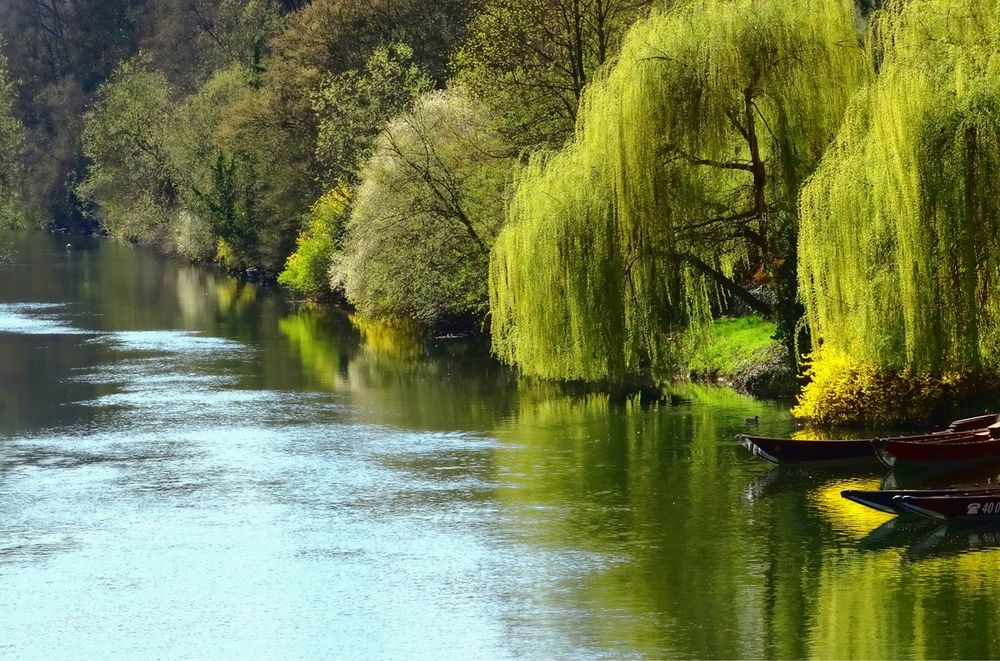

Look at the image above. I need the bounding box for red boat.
[949,414,1000,432]
[740,413,999,467]
[895,491,1000,521]
[874,431,1000,468]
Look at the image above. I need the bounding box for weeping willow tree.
[489,0,867,383]
[797,0,1000,420]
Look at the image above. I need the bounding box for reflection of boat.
[904,522,1000,562]
[873,431,1000,469]
[740,413,999,467]
[895,491,1000,521]
[856,516,940,552]
[741,466,787,502]
[842,486,1000,515]
[743,468,882,505]
[884,458,1000,490]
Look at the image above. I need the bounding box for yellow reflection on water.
[810,479,894,538]
[789,428,838,441]
[915,540,1000,592]
[279,311,347,390]
[349,315,422,362]
[215,277,256,314]
[789,428,874,441]
[681,383,767,408]
[808,528,1000,659]
[809,551,910,659]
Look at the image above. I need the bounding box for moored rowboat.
[740,413,999,467]
[842,486,1000,515]
[873,432,999,468]
[947,414,1000,433]
[739,435,876,467]
[895,491,1000,521]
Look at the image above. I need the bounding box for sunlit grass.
[688,316,779,378]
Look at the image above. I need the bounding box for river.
[1,232,999,660]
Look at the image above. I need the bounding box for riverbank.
[378,311,797,402]
[688,316,797,400]
[293,303,796,403]
[57,226,805,406]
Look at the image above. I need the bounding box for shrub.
[791,348,982,425]
[336,88,511,326]
[278,186,349,299]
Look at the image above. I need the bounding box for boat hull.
[842,487,1000,515]
[876,433,998,468]
[739,414,998,467]
[739,436,876,466]
[896,492,1000,521]
[741,429,991,467]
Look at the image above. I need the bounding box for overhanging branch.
[664,144,754,172]
[682,252,773,317]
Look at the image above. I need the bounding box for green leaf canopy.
[490,0,866,382]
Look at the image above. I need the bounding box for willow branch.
[682,252,774,317]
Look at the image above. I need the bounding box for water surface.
[1,233,999,660]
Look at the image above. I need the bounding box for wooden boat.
[740,413,999,467]
[873,431,999,469]
[842,486,1000,515]
[949,414,1000,433]
[895,490,1000,521]
[739,435,878,466]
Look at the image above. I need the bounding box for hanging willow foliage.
[799,0,1000,377]
[489,0,867,383]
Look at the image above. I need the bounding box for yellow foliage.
[278,184,350,298]
[349,314,423,362]
[215,238,237,269]
[792,348,974,425]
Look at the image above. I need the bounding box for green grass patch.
[688,316,780,378]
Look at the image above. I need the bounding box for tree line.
[0,0,659,328]
[14,0,990,423]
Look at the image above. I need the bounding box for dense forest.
[2,0,998,423]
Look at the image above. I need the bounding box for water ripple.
[96,330,247,355]
[0,303,93,336]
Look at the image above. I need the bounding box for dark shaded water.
[2,233,1000,660]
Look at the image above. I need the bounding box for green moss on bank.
[689,317,777,375]
[688,316,796,398]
